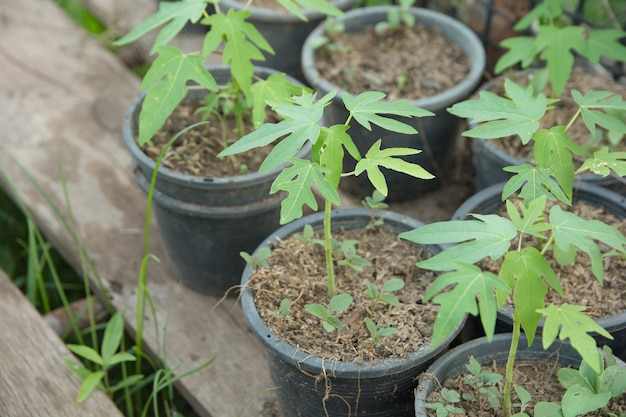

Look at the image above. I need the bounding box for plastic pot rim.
[301,5,486,112]
[122,65,312,191]
[240,207,466,378]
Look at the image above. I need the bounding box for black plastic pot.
[241,208,466,417]
[301,6,485,202]
[414,333,584,416]
[219,0,355,82]
[123,65,311,295]
[451,181,626,360]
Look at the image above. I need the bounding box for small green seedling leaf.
[76,371,105,403]
[425,388,463,417]
[337,239,371,273]
[305,294,353,332]
[240,247,271,272]
[366,277,404,316]
[268,298,293,321]
[364,317,397,345]
[505,196,552,239]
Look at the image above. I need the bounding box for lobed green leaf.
[399,214,517,272]
[343,91,433,134]
[539,303,613,374]
[424,263,510,347]
[550,205,626,283]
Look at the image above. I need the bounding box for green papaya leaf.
[449,80,546,144]
[550,205,626,283]
[561,384,610,417]
[495,36,538,73]
[270,159,339,224]
[503,164,570,204]
[424,262,510,347]
[113,0,208,52]
[137,45,217,145]
[583,29,626,65]
[343,91,433,134]
[572,89,626,141]
[600,365,626,398]
[276,0,343,20]
[539,304,613,374]
[578,147,626,177]
[318,124,352,189]
[399,214,517,272]
[202,10,273,96]
[250,73,309,128]
[505,196,552,239]
[533,127,580,199]
[498,248,561,345]
[354,139,434,196]
[534,25,586,96]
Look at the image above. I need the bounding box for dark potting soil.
[425,357,626,416]
[141,98,278,178]
[313,21,471,101]
[248,224,440,363]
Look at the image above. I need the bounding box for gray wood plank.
[0,0,274,416]
[0,269,124,417]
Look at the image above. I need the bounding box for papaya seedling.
[400,72,626,417]
[219,86,434,332]
[113,0,343,150]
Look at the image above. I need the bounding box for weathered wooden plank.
[0,1,273,416]
[0,269,124,417]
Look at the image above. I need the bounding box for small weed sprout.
[425,388,464,417]
[535,346,626,416]
[268,298,293,322]
[66,312,142,403]
[305,293,353,332]
[365,277,404,317]
[364,317,397,346]
[309,18,347,53]
[240,247,271,272]
[337,239,372,273]
[361,190,388,229]
[375,0,416,34]
[293,224,315,246]
[462,357,503,410]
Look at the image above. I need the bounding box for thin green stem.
[503,312,522,417]
[324,199,336,298]
[564,107,582,132]
[540,234,555,256]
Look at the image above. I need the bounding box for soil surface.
[248,223,440,362]
[314,22,471,101]
[141,97,278,177]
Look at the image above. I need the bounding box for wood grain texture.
[0,0,273,416]
[0,270,124,417]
